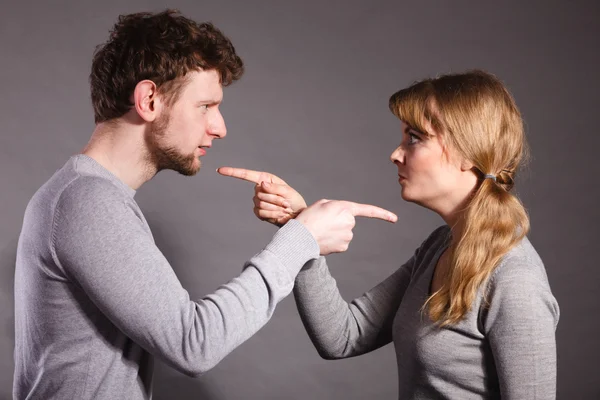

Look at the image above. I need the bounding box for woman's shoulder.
[482,236,560,330]
[491,236,550,286]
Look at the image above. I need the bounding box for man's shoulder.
[30,157,129,210]
[50,174,147,247]
[52,174,133,224]
[61,174,125,202]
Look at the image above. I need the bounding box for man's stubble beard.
[146,111,201,177]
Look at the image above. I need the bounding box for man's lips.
[197,145,211,156]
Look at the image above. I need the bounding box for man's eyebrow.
[195,98,222,106]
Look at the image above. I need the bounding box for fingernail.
[262,182,270,188]
[283,201,290,208]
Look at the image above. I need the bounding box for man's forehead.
[188,69,221,85]
[185,70,223,98]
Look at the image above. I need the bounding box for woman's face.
[390,121,475,213]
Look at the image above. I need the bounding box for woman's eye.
[408,132,420,145]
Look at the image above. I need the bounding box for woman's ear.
[460,158,474,172]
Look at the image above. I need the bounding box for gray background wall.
[1,0,598,398]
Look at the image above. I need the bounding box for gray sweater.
[294,226,559,399]
[13,155,320,400]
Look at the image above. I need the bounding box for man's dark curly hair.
[90,9,244,123]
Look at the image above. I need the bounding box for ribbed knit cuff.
[263,219,320,276]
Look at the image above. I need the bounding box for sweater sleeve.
[51,178,319,377]
[482,260,560,399]
[293,253,417,359]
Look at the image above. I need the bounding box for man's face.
[148,69,226,176]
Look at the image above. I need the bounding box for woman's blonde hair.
[389,70,530,326]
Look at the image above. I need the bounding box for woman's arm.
[294,254,416,359]
[482,259,560,399]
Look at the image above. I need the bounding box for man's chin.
[157,155,201,176]
[174,165,200,176]
[176,158,202,176]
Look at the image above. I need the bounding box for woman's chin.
[399,187,412,202]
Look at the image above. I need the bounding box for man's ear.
[132,80,162,122]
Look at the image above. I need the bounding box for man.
[13,10,397,399]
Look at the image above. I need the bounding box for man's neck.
[82,119,157,190]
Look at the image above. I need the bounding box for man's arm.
[52,178,319,376]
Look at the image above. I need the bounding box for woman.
[225,70,559,399]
